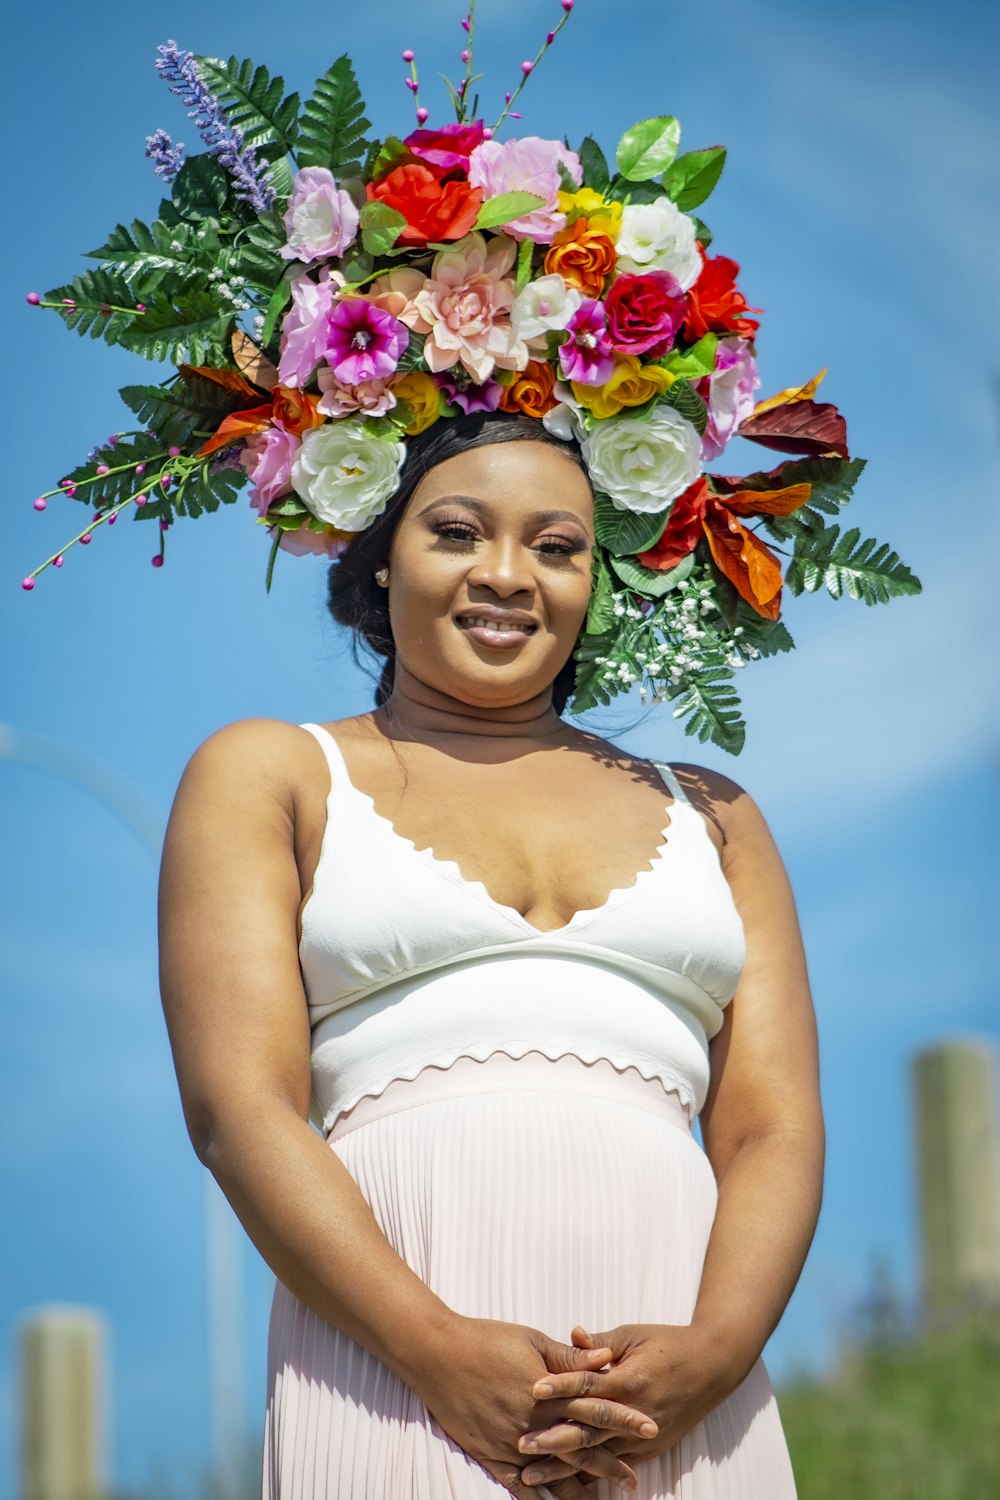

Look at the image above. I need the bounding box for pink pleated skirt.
[262,1051,797,1498]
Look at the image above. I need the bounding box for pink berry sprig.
[401,48,429,125]
[25,291,147,317]
[491,0,575,136]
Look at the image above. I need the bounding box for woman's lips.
[455,615,538,649]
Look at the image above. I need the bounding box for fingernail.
[520,1438,539,1451]
[640,1420,657,1436]
[533,1381,553,1396]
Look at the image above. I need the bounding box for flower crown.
[20,1,921,753]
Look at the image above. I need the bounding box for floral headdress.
[20,1,921,753]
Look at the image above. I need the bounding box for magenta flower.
[277,267,339,388]
[403,120,486,171]
[558,299,616,386]
[324,298,409,385]
[437,372,503,414]
[604,270,688,358]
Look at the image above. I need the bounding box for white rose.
[580,404,703,513]
[541,380,588,444]
[510,274,583,340]
[291,418,406,532]
[615,199,701,289]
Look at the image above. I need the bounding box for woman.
[158,408,822,1498]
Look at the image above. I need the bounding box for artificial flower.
[571,355,675,419]
[277,267,340,388]
[580,402,703,512]
[438,371,504,414]
[365,162,483,246]
[403,120,486,171]
[272,522,353,559]
[558,299,616,386]
[683,244,762,341]
[604,270,688,358]
[390,371,442,434]
[615,198,701,288]
[510,273,582,341]
[291,418,406,531]
[499,360,558,418]
[241,424,301,511]
[366,267,430,331]
[412,231,527,382]
[635,476,709,569]
[695,336,760,461]
[323,298,409,384]
[279,166,360,262]
[270,385,325,436]
[316,369,399,418]
[556,187,623,240]
[544,218,617,298]
[467,136,583,241]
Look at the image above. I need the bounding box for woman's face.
[385,438,596,709]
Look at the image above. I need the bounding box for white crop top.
[296,722,746,1133]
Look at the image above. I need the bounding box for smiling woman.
[159,407,819,1500]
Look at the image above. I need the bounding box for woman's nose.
[465,537,534,595]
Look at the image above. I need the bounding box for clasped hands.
[416,1315,735,1500]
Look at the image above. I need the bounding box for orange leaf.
[179,361,262,400]
[231,330,279,392]
[702,500,783,620]
[716,481,812,517]
[194,403,274,458]
[750,369,827,417]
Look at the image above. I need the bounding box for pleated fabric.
[262,1051,797,1498]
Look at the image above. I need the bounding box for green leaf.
[592,493,672,556]
[662,377,708,435]
[515,236,535,294]
[265,529,283,594]
[578,135,611,195]
[609,549,695,597]
[570,628,622,713]
[42,267,141,345]
[396,332,428,373]
[194,54,300,156]
[670,669,746,755]
[118,378,236,448]
[168,459,247,522]
[63,433,166,510]
[660,333,718,380]
[616,116,681,181]
[607,177,663,205]
[367,136,411,182]
[785,524,923,604]
[359,200,407,255]
[82,218,207,299]
[339,244,374,284]
[689,214,713,249]
[116,291,235,365]
[172,154,229,222]
[473,191,546,230]
[744,457,869,543]
[297,54,373,178]
[585,550,618,633]
[662,148,726,211]
[261,276,293,348]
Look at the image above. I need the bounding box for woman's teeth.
[460,617,533,633]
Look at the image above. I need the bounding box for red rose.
[366,164,484,246]
[604,270,688,358]
[682,243,763,341]
[636,477,709,570]
[403,121,486,172]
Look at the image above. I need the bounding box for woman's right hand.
[411,1314,658,1496]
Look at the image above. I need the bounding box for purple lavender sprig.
[154,40,275,213]
[144,127,187,183]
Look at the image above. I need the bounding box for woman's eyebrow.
[416,495,588,527]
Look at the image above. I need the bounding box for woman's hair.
[326,409,592,716]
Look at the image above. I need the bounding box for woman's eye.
[431,521,480,543]
[428,520,583,557]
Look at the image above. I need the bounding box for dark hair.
[326,409,592,716]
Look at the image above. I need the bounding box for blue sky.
[2,0,998,1493]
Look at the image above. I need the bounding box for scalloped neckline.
[311,725,686,938]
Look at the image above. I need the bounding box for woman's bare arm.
[682,768,826,1392]
[157,718,456,1394]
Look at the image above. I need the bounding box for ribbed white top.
[296,723,746,1131]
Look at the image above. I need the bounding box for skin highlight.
[158,433,824,1499]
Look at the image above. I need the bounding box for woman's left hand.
[514,1322,737,1491]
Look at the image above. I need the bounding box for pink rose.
[273,525,351,559]
[241,424,302,513]
[316,368,399,418]
[277,267,338,388]
[467,136,583,243]
[280,167,360,262]
[696,336,761,461]
[403,120,486,172]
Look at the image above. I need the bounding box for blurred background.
[2,0,997,1495]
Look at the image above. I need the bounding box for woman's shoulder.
[573,730,757,835]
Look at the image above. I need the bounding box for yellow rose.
[391,371,442,435]
[572,356,676,420]
[557,188,623,241]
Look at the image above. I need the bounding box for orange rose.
[499,360,558,418]
[544,218,617,297]
[366,164,484,246]
[271,385,325,436]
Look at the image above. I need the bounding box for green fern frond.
[296,55,373,177]
[195,55,300,156]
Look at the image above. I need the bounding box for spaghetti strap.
[652,761,691,806]
[297,721,347,797]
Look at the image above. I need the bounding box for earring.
[374,566,389,586]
